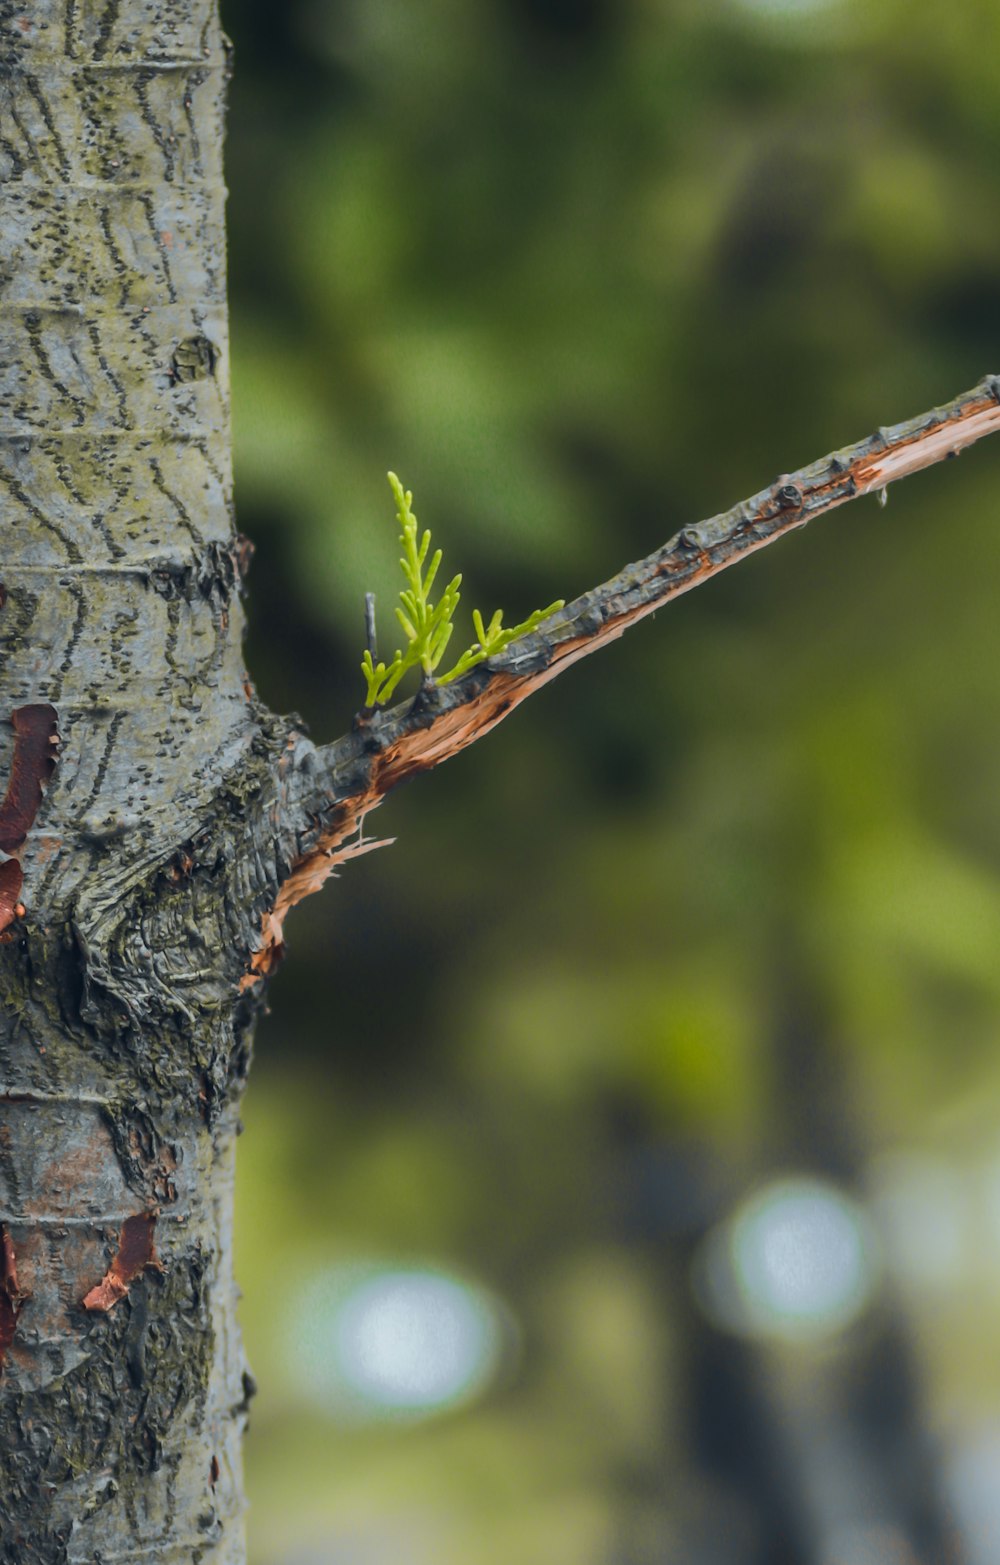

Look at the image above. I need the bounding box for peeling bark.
[0,704,59,854]
[0,859,24,938]
[81,1212,162,1313]
[0,1226,27,1367]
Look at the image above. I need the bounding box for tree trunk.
[0,4,277,1559]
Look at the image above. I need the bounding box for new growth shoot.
[361,474,564,709]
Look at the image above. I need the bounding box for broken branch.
[251,375,1000,978]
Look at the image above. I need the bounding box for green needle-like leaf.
[360,474,563,708]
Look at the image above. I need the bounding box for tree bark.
[3,4,1000,1562]
[0,4,273,1560]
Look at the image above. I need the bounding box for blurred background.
[222,0,1000,1560]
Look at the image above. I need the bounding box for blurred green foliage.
[224,0,1000,1559]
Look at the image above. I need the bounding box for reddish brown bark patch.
[240,823,393,988]
[0,859,24,939]
[82,1213,162,1313]
[233,532,255,580]
[0,703,59,854]
[0,1227,28,1368]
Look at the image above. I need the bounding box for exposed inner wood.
[241,379,1000,983]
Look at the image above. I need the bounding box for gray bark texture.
[3,3,1000,1562]
[0,3,285,1560]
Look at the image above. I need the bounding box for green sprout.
[361,473,564,709]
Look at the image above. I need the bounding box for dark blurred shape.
[503,0,616,54]
[605,995,959,1564]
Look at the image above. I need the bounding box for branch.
[249,375,1000,982]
